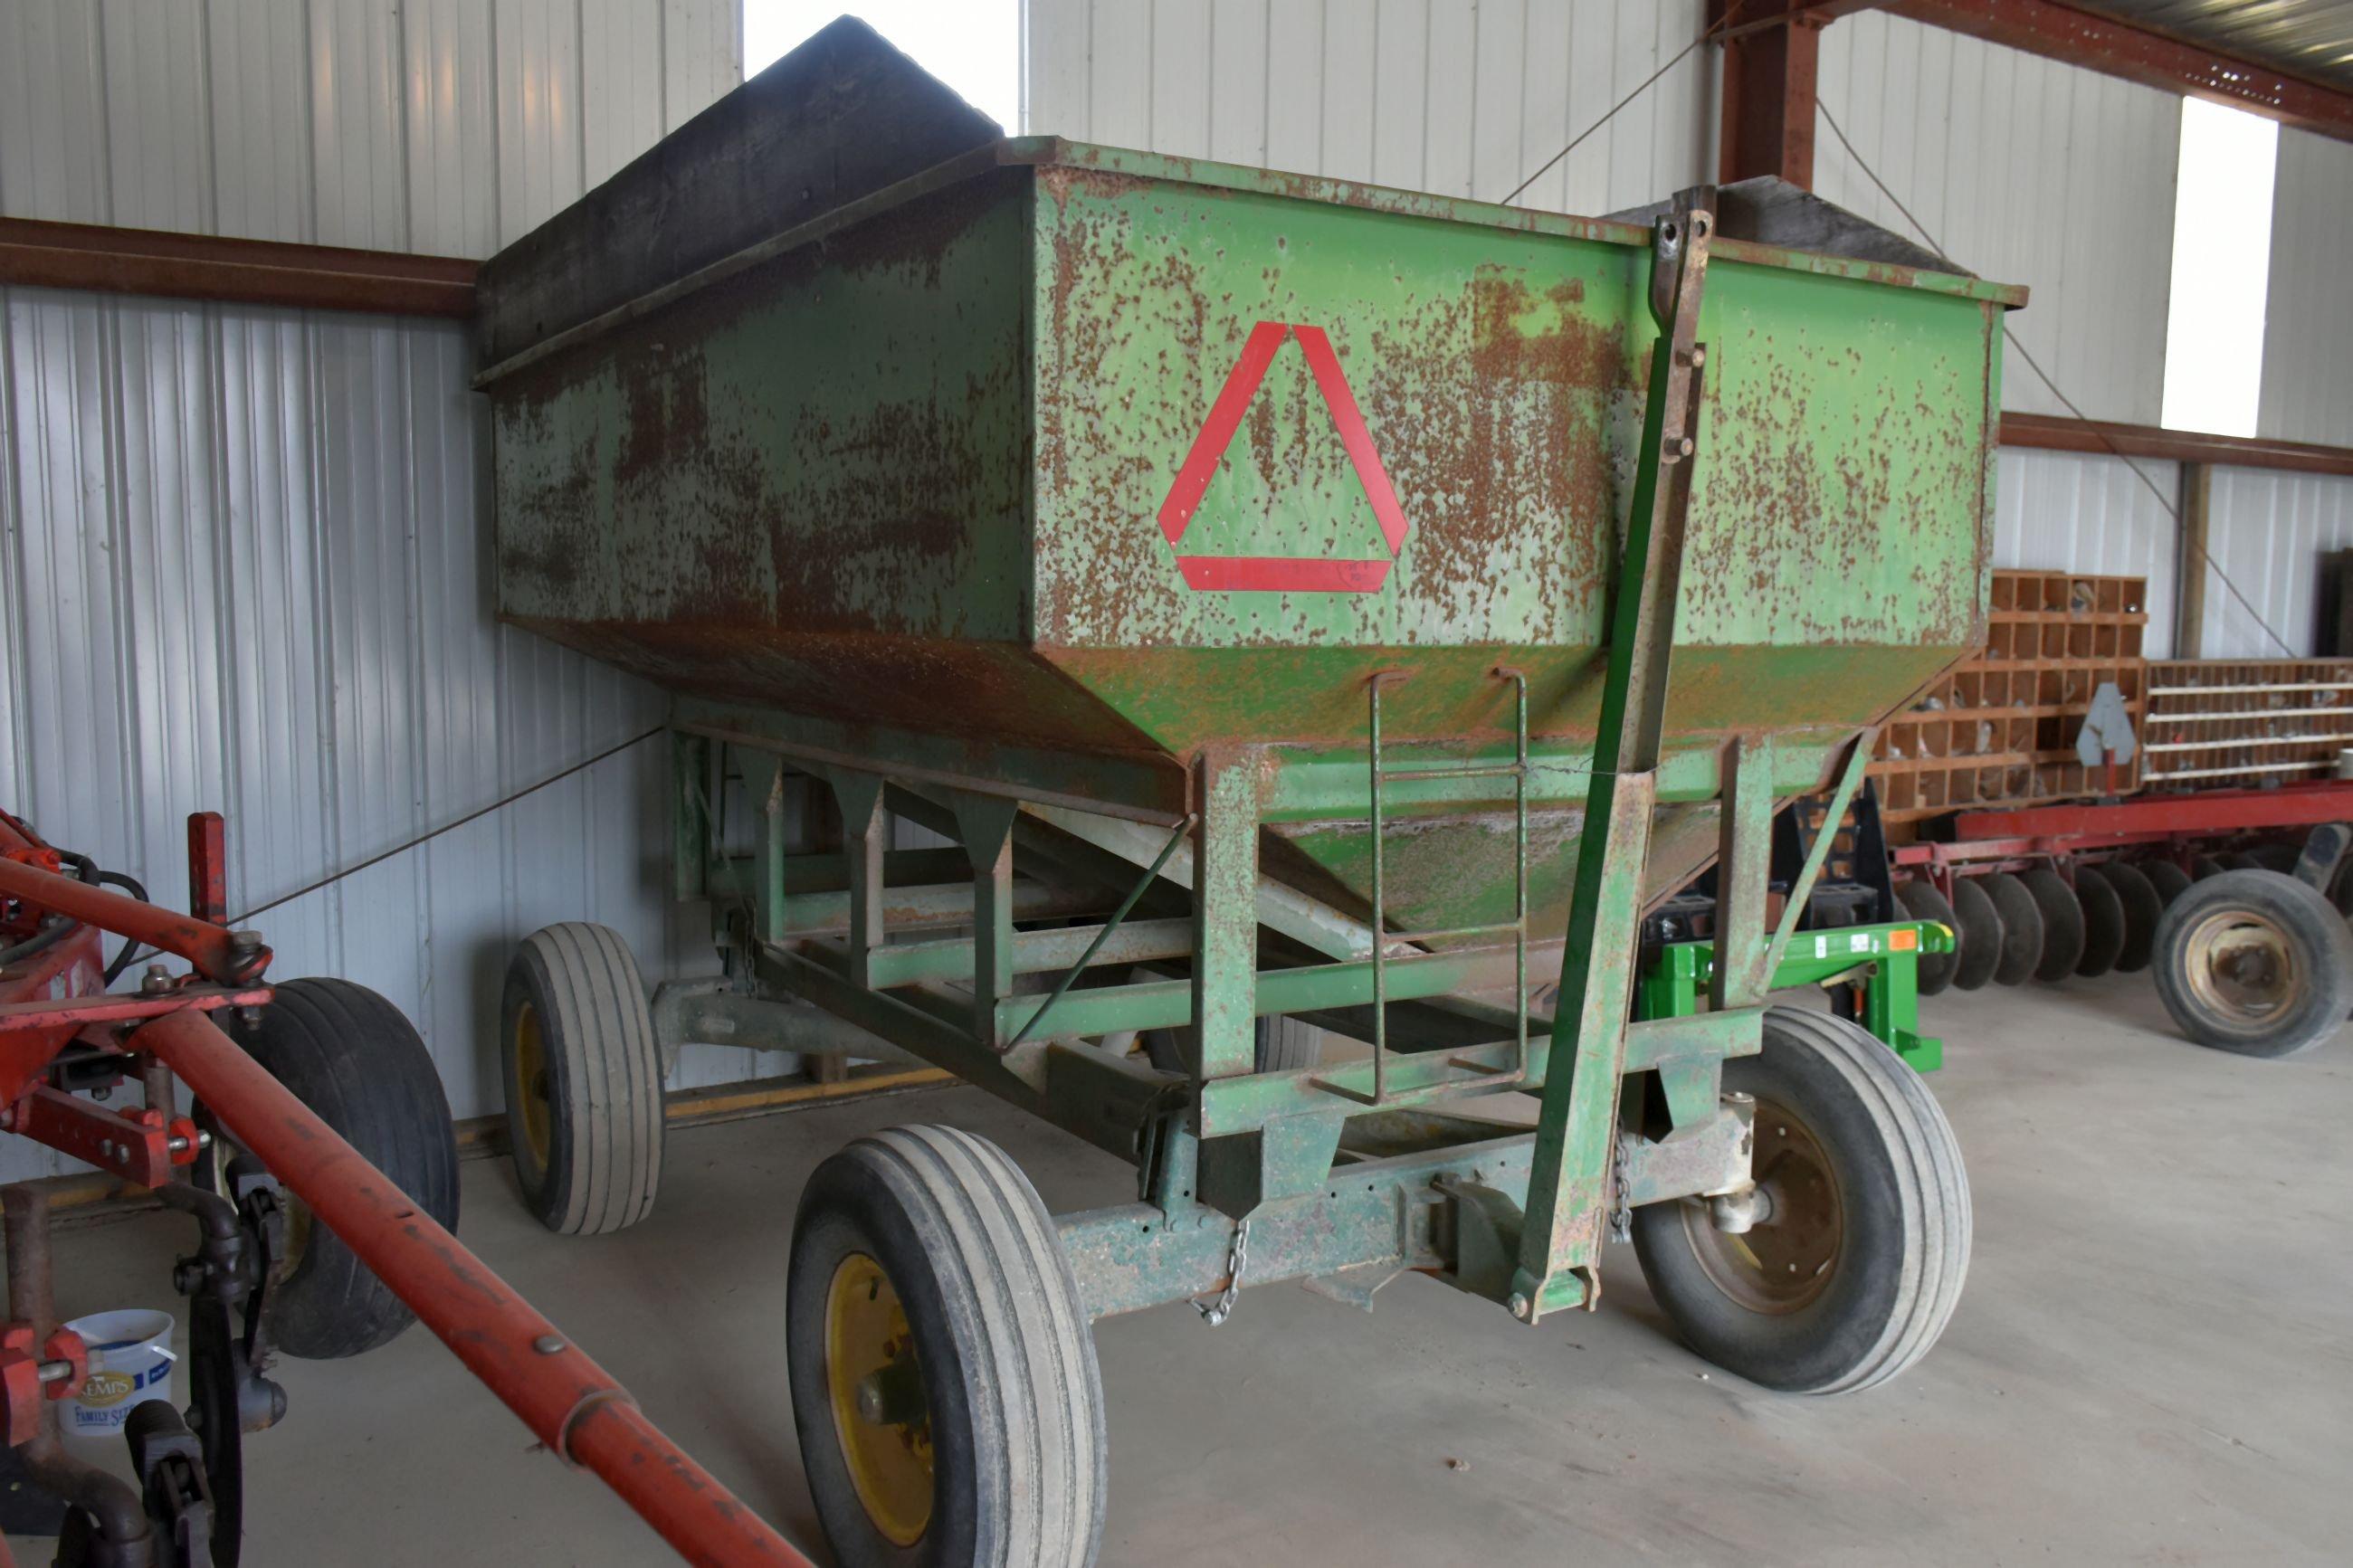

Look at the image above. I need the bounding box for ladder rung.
[1377,763,1525,784]
[1383,922,1525,946]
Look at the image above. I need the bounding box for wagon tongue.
[474,14,1000,368]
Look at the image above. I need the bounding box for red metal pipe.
[0,857,265,984]
[134,1009,814,1568]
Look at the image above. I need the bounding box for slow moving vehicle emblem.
[1155,320,1410,593]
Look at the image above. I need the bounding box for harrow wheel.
[2151,870,2353,1059]
[1894,884,1958,997]
[501,923,664,1235]
[1948,878,2003,992]
[2097,860,2165,974]
[1981,872,2043,987]
[224,978,458,1357]
[1631,1007,1970,1393]
[2072,866,2126,979]
[788,1125,1105,1568]
[2142,860,2193,908]
[2023,869,2085,983]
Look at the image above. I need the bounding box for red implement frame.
[1892,781,2353,894]
[1,809,817,1567]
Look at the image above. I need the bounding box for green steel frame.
[1638,921,1951,1074]
[640,190,1920,1328]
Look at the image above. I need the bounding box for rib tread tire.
[2151,869,2353,1059]
[504,923,662,1236]
[789,1125,1105,1568]
[230,978,458,1359]
[1632,1007,1969,1395]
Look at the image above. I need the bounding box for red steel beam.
[0,857,267,985]
[1999,412,2353,478]
[0,217,476,318]
[1885,0,2353,144]
[1951,784,2353,842]
[1714,1,1830,186]
[136,1008,815,1568]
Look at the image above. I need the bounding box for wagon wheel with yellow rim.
[500,923,664,1235]
[1632,1005,1971,1394]
[787,1124,1105,1568]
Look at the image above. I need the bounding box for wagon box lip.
[1010,137,2031,311]
[472,130,2027,390]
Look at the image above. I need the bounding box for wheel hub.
[825,1251,933,1546]
[2183,909,2301,1022]
[1681,1097,1843,1314]
[511,1002,554,1170]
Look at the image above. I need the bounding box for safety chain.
[1196,1218,1252,1327]
[1607,1134,1633,1246]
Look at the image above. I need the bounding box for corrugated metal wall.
[1994,449,2180,658]
[1023,0,1714,216]
[2201,469,2353,659]
[1814,9,2181,426]
[0,0,749,1181]
[2258,128,2353,449]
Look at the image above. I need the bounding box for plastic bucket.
[62,1309,177,1436]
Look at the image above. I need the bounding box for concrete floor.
[14,973,2353,1565]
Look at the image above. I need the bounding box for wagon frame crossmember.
[647,194,1872,1330]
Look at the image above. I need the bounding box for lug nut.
[1507,1293,1533,1322]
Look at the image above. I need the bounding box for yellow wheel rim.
[824,1252,933,1546]
[513,1002,553,1172]
[1681,1097,1844,1315]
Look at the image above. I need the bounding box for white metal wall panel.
[1815,10,2180,425]
[1991,449,2180,659]
[1022,0,1713,216]
[0,1,746,1180]
[2257,128,2353,449]
[2201,470,2353,659]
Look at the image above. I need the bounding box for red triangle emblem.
[1155,321,1410,593]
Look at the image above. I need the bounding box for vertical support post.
[2175,461,2210,659]
[1710,736,1777,1010]
[748,752,791,944]
[186,812,227,925]
[669,734,710,904]
[830,773,889,990]
[1714,1,1823,187]
[1193,748,1262,1084]
[950,794,1021,1050]
[1512,190,1715,1322]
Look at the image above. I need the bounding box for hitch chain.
[1196,1218,1251,1327]
[1608,1134,1633,1246]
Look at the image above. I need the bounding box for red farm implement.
[0,807,814,1568]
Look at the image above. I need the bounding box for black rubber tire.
[502,923,664,1235]
[2099,860,2165,974]
[1631,1007,1970,1394]
[2151,870,2353,1059]
[788,1125,1106,1568]
[2072,866,2127,979]
[2192,854,2228,881]
[2024,868,2085,982]
[1142,1015,1319,1075]
[1948,878,2003,992]
[2141,859,2194,910]
[1895,884,1958,997]
[1982,872,2044,986]
[2251,843,2302,874]
[226,978,458,1359]
[2224,851,2266,873]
